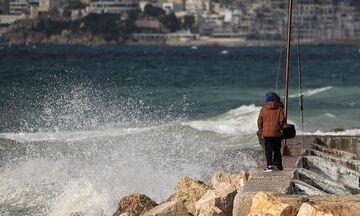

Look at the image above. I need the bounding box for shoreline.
[2,38,360,47]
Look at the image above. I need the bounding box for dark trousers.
[264,137,282,167]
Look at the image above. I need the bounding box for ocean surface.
[0,45,359,215]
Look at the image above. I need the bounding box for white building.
[9,0,28,15]
[89,0,139,14]
[38,0,59,12]
[219,8,232,23]
[71,9,87,20]
[0,14,23,24]
[185,0,210,15]
[1,0,10,14]
[162,2,183,14]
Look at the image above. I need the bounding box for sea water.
[0,45,359,215]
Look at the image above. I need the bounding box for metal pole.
[284,0,294,119]
[282,0,294,156]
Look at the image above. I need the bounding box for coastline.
[2,37,360,47]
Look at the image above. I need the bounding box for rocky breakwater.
[246,192,360,216]
[112,170,250,216]
[111,170,360,216]
[112,136,360,216]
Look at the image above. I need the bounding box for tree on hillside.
[35,19,70,36]
[63,0,87,17]
[183,15,195,30]
[144,4,165,17]
[160,13,181,32]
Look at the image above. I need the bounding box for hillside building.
[89,0,139,14]
[38,0,59,12]
[0,0,10,14]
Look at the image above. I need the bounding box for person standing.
[257,94,286,172]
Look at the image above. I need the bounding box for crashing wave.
[289,86,333,98]
[181,105,260,135]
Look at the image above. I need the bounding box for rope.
[275,45,283,93]
[295,0,305,154]
[275,12,288,96]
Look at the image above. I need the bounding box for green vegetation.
[160,13,181,32]
[143,5,181,32]
[26,4,185,42]
[35,13,136,41]
[144,4,165,17]
[35,19,70,36]
[183,15,195,30]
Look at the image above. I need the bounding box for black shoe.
[272,165,279,171]
[273,165,283,171]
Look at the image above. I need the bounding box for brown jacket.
[257,101,286,138]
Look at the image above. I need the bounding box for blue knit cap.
[266,95,275,103]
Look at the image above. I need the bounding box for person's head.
[266,91,281,101]
[265,91,275,97]
[266,95,275,103]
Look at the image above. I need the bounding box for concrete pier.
[233,135,360,216]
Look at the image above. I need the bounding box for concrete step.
[298,156,360,189]
[310,143,357,160]
[242,156,300,194]
[288,179,328,195]
[305,148,360,172]
[294,168,360,195]
[314,136,360,158]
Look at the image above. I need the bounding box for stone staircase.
[290,137,360,195]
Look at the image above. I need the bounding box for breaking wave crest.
[289,86,333,98]
[181,105,260,135]
[0,104,262,216]
[303,128,360,136]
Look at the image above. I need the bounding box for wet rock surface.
[112,193,157,216]
[143,200,189,216]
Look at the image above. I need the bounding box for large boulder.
[112,193,157,216]
[296,203,334,216]
[249,192,297,216]
[198,202,224,216]
[211,171,249,192]
[234,170,250,189]
[195,171,248,216]
[171,176,211,215]
[143,200,189,216]
[195,189,237,216]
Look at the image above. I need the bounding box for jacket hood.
[265,101,279,110]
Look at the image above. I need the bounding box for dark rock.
[112,193,157,216]
[330,128,345,132]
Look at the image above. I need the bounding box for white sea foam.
[0,114,261,215]
[302,128,360,136]
[182,105,260,135]
[289,86,333,98]
[0,127,152,142]
[324,113,336,118]
[49,180,111,216]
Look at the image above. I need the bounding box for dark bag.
[282,123,296,139]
